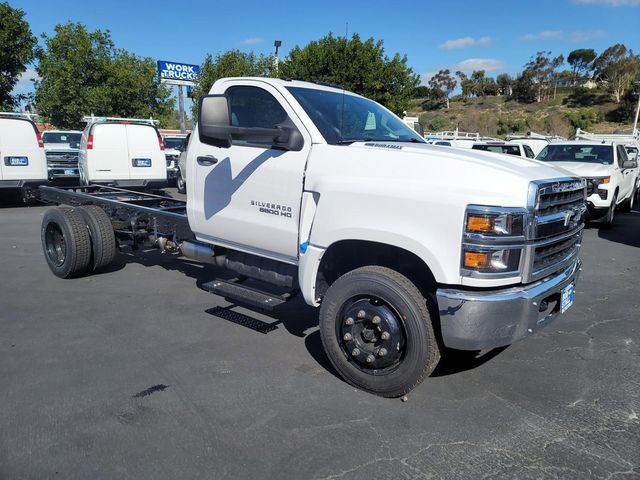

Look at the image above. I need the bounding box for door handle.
[197,155,218,166]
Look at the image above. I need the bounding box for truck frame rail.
[39,185,193,241]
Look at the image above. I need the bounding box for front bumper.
[587,202,609,220]
[167,167,178,179]
[92,179,168,189]
[437,259,581,350]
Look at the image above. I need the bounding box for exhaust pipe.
[179,241,226,267]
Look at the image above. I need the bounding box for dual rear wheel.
[41,206,116,278]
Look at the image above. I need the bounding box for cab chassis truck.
[37,77,586,397]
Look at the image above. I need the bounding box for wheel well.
[316,240,437,299]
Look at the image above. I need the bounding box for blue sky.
[10,0,640,104]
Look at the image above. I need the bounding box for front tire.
[319,266,441,398]
[176,170,186,194]
[602,192,617,228]
[41,207,92,278]
[620,187,635,213]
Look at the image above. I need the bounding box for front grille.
[586,180,594,196]
[535,180,586,239]
[532,231,582,274]
[46,151,79,168]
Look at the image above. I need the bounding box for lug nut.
[366,354,375,363]
[357,310,366,319]
[343,333,352,341]
[380,331,390,340]
[372,316,381,325]
[352,348,360,356]
[345,317,354,326]
[378,348,388,357]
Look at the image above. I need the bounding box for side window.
[523,145,535,158]
[617,145,628,167]
[225,86,288,147]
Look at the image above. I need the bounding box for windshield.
[164,137,186,150]
[42,132,81,146]
[536,144,613,164]
[472,144,521,156]
[286,86,425,145]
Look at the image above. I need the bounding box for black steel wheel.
[319,266,440,397]
[79,205,116,272]
[41,207,92,278]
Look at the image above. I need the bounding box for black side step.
[201,278,293,311]
[205,306,279,334]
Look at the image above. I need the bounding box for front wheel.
[176,171,186,194]
[620,187,635,213]
[602,192,617,228]
[319,266,441,397]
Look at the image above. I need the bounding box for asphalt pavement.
[0,191,638,479]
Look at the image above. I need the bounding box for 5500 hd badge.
[251,201,293,218]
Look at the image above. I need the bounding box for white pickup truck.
[38,78,587,397]
[535,140,638,227]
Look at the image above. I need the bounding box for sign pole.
[178,84,186,134]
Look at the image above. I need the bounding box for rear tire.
[41,207,92,278]
[319,266,441,398]
[176,170,186,194]
[79,205,116,272]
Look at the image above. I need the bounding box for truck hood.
[307,141,579,209]
[536,161,611,178]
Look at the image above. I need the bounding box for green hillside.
[408,88,636,139]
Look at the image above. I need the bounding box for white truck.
[42,130,82,183]
[536,140,638,227]
[78,116,167,190]
[472,141,537,159]
[38,78,586,397]
[0,112,48,201]
[162,134,188,184]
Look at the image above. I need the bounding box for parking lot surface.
[1,191,639,479]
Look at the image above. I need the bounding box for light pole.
[274,40,282,75]
[633,82,640,135]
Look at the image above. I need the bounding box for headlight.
[465,209,525,237]
[462,248,521,273]
[586,177,609,200]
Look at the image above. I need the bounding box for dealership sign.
[157,60,200,86]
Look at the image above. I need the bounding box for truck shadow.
[596,209,640,248]
[106,248,508,383]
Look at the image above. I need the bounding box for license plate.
[6,156,28,166]
[133,158,151,167]
[64,169,76,176]
[560,283,575,314]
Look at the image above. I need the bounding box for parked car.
[78,116,167,189]
[176,132,191,194]
[472,141,536,158]
[162,134,187,184]
[0,112,48,201]
[39,77,586,398]
[42,130,82,183]
[536,141,639,227]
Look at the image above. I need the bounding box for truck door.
[188,83,311,263]
[125,124,165,181]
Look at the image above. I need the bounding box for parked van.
[78,116,167,189]
[0,112,48,200]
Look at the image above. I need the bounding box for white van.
[0,113,48,200]
[78,117,167,189]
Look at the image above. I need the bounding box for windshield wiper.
[384,137,425,143]
[336,138,374,145]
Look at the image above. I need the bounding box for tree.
[593,44,640,103]
[0,2,37,109]
[281,33,419,115]
[193,49,275,103]
[35,22,174,128]
[511,70,537,103]
[567,49,596,78]
[496,73,512,96]
[428,69,456,108]
[455,71,474,98]
[413,85,431,98]
[524,51,564,102]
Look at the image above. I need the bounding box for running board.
[201,278,293,310]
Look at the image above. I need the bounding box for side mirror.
[623,160,638,169]
[198,94,304,151]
